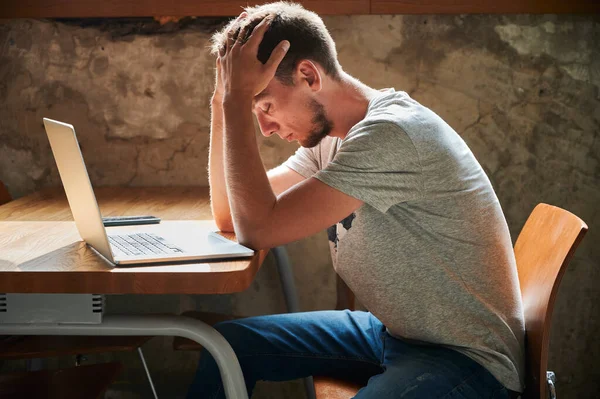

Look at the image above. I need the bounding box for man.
[188,2,524,398]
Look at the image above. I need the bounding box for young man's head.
[211,2,342,148]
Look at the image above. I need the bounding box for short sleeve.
[282,146,320,178]
[314,122,422,213]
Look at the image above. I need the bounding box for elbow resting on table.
[208,213,267,249]
[236,231,264,251]
[234,222,272,251]
[214,217,235,234]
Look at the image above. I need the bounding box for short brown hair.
[210,2,341,85]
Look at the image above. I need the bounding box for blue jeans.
[187,310,510,398]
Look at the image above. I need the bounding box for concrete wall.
[0,13,598,398]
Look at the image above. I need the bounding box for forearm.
[215,14,289,242]
[223,95,276,247]
[208,95,234,232]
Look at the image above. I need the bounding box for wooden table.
[0,186,271,399]
[0,186,268,294]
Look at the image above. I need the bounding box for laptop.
[43,117,254,266]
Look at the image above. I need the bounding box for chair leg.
[272,246,317,399]
[137,347,158,399]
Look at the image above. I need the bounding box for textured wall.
[0,13,598,398]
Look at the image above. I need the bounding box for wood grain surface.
[0,0,370,18]
[0,187,268,295]
[514,204,587,399]
[371,0,600,14]
[1,0,597,18]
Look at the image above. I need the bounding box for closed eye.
[262,103,272,114]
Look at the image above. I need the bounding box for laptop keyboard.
[108,233,185,257]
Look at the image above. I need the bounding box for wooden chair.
[313,203,588,399]
[0,180,156,398]
[515,204,587,399]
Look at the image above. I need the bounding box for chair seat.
[314,376,363,399]
[173,311,243,351]
[0,362,122,399]
[0,335,152,360]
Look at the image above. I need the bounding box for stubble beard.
[301,99,334,148]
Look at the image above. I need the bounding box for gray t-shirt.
[283,89,525,392]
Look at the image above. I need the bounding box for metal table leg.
[137,347,158,399]
[272,246,300,313]
[0,314,248,399]
[272,246,317,399]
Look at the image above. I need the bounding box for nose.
[256,112,280,137]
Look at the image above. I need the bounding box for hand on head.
[216,12,290,100]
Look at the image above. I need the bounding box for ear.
[295,60,322,93]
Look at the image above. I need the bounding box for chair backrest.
[0,181,11,205]
[514,204,587,399]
